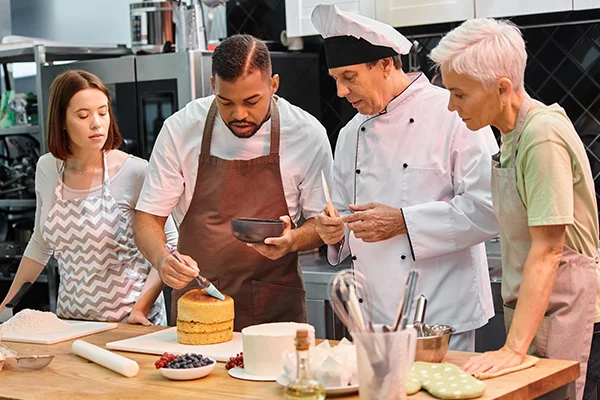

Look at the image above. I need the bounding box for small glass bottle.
[284,329,326,400]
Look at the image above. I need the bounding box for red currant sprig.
[155,352,179,369]
[225,352,244,370]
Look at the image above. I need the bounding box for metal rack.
[0,42,131,208]
[0,125,40,136]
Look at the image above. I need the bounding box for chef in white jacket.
[312,4,500,351]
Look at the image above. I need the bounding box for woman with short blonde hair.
[431,18,599,400]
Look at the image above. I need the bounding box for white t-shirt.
[24,153,178,265]
[136,95,334,225]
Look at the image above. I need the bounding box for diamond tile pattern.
[226,4,600,221]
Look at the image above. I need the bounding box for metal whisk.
[330,269,377,333]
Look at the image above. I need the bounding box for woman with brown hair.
[0,70,177,325]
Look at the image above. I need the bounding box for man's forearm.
[505,243,562,355]
[290,218,324,253]
[134,212,170,268]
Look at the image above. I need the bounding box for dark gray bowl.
[231,218,285,244]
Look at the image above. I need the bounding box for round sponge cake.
[177,289,234,345]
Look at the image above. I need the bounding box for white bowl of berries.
[155,353,216,381]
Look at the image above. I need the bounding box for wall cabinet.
[475,0,573,18]
[375,0,473,28]
[285,0,375,37]
[285,0,598,38]
[573,0,600,10]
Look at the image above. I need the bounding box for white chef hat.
[311,4,413,69]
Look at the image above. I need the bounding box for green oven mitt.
[406,370,422,395]
[412,362,486,399]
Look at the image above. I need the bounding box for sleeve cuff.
[528,216,574,226]
[135,204,173,218]
[327,234,351,266]
[401,208,416,261]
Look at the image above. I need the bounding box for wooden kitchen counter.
[0,324,579,400]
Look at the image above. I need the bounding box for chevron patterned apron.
[42,153,166,324]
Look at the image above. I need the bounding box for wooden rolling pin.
[72,340,139,377]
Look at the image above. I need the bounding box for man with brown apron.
[171,98,307,330]
[133,34,334,331]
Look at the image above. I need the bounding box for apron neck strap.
[510,94,533,167]
[200,101,219,156]
[101,151,109,189]
[200,98,281,156]
[55,152,109,200]
[268,98,280,156]
[56,161,66,199]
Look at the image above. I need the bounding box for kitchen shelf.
[0,125,40,136]
[0,200,36,207]
[0,42,131,155]
[0,43,132,64]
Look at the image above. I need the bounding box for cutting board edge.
[1,321,118,345]
[106,343,232,362]
[105,330,243,362]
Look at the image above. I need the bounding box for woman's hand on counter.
[127,309,153,326]
[462,346,525,374]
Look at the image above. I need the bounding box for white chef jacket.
[329,73,499,333]
[136,95,334,225]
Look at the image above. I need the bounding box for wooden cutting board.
[105,327,243,362]
[1,320,118,345]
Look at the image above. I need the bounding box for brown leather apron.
[170,98,307,331]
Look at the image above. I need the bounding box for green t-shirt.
[500,102,599,258]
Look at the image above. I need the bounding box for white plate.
[227,366,277,381]
[159,358,216,381]
[276,373,359,396]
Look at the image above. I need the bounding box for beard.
[225,106,271,139]
[226,120,260,138]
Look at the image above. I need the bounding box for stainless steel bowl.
[415,324,455,363]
